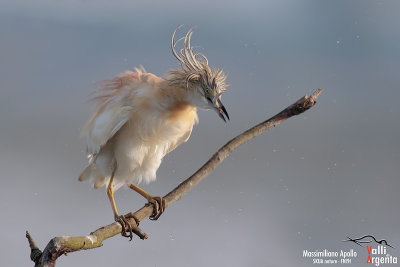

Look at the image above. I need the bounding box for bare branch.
[26,89,323,266]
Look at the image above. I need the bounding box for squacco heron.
[79,27,229,239]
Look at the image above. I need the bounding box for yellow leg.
[107,166,139,240]
[129,184,166,220]
[129,183,153,202]
[106,173,120,220]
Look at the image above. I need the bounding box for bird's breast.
[167,102,197,123]
[110,101,198,184]
[120,101,197,147]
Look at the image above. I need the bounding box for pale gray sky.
[1,1,399,266]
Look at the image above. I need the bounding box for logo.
[302,235,397,265]
[344,235,397,266]
[343,235,394,249]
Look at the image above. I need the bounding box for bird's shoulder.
[101,68,164,101]
[82,68,164,155]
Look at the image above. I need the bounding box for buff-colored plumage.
[79,68,198,189]
[78,27,228,230]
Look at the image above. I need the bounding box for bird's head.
[169,27,229,122]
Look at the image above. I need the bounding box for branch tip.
[26,231,43,265]
[309,88,323,101]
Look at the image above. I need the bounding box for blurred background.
[1,0,399,266]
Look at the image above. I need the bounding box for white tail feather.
[79,164,108,189]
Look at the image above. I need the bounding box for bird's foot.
[146,196,166,220]
[114,214,140,241]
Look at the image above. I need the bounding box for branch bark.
[26,89,323,267]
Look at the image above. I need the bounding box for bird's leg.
[129,184,166,220]
[107,170,139,240]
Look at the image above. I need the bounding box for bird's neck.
[158,80,195,108]
[154,81,198,121]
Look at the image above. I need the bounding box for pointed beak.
[216,98,229,122]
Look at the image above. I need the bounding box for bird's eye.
[205,88,211,95]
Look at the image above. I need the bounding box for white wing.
[82,100,132,155]
[81,70,156,155]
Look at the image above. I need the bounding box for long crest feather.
[170,26,227,94]
[171,26,209,72]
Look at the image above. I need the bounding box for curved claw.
[115,215,134,241]
[148,196,166,220]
